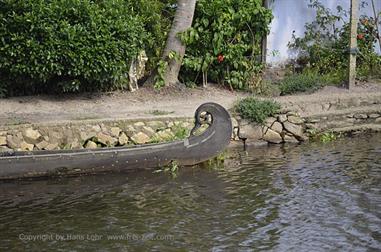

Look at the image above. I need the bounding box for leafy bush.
[236,97,280,124]
[288,0,381,80]
[279,72,326,95]
[131,0,176,72]
[0,0,148,95]
[180,0,272,90]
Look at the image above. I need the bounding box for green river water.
[0,133,380,251]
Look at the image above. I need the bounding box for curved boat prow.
[0,103,232,179]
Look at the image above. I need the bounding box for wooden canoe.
[0,102,232,179]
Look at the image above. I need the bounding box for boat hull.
[0,103,232,179]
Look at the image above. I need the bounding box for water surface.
[0,133,380,251]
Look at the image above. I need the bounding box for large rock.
[23,128,42,144]
[131,132,150,144]
[283,122,304,139]
[271,121,283,134]
[0,136,6,146]
[287,115,304,124]
[20,141,34,151]
[45,143,59,151]
[238,124,263,141]
[48,129,64,144]
[80,131,97,142]
[85,141,98,149]
[70,140,82,149]
[146,121,166,131]
[264,117,277,127]
[141,126,155,137]
[155,130,174,141]
[125,126,136,137]
[283,134,299,143]
[6,135,22,149]
[278,114,287,123]
[96,132,117,146]
[36,141,49,150]
[263,128,283,144]
[305,123,318,130]
[91,125,102,132]
[110,127,121,137]
[133,122,145,128]
[118,132,129,145]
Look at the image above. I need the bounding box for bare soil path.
[0,82,380,126]
[0,86,246,126]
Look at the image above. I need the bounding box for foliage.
[154,160,179,177]
[308,129,343,143]
[0,0,149,95]
[148,109,174,116]
[236,97,280,124]
[319,131,339,143]
[179,0,272,90]
[278,71,340,95]
[149,124,189,143]
[131,0,176,73]
[288,0,381,80]
[172,125,189,139]
[154,59,168,89]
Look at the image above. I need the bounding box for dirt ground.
[0,82,380,126]
[0,85,247,126]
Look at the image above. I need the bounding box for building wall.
[267,0,381,65]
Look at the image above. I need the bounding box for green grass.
[278,71,344,95]
[147,110,174,116]
[235,97,280,124]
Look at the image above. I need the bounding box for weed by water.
[154,160,179,178]
[236,97,280,124]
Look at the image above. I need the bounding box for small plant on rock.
[236,97,280,124]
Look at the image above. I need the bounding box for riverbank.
[0,83,381,153]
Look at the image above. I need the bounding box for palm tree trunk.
[161,0,196,86]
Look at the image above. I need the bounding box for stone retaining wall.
[233,106,381,144]
[0,118,194,152]
[1,94,381,152]
[233,111,308,145]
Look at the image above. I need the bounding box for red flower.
[357,33,364,40]
[217,54,224,63]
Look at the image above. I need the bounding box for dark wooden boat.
[0,103,232,179]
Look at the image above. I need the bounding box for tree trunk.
[347,0,358,89]
[161,0,196,86]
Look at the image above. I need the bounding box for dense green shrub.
[288,0,381,80]
[130,0,176,72]
[279,72,325,95]
[0,0,148,95]
[236,97,280,124]
[180,0,272,90]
